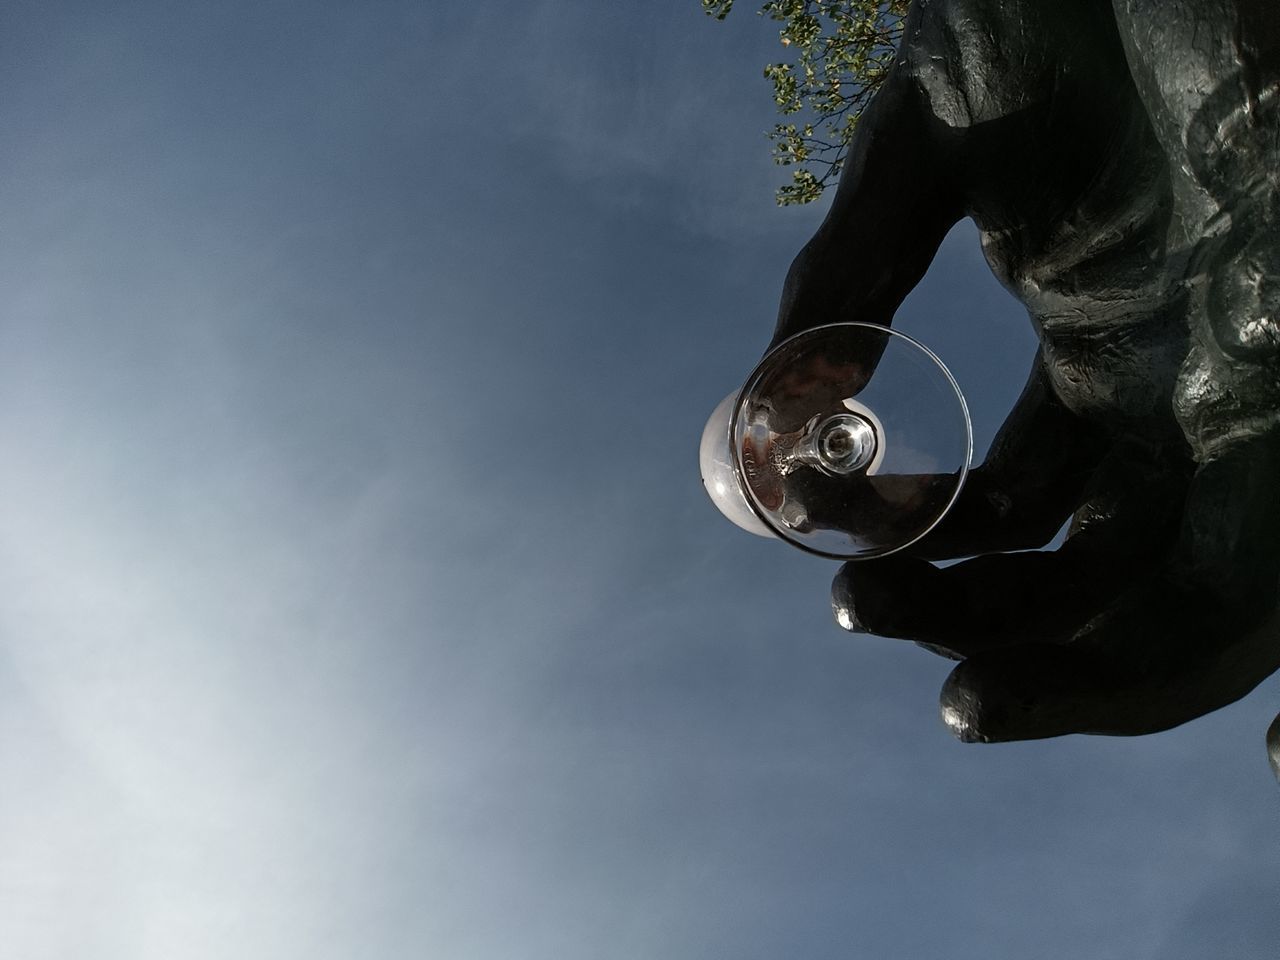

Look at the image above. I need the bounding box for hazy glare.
[2,2,1278,958]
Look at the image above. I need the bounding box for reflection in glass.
[701,322,972,559]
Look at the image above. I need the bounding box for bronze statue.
[773,0,1280,760]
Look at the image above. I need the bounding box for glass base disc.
[730,322,972,559]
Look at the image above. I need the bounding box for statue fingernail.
[832,595,865,633]
[1267,711,1280,783]
[830,567,865,632]
[940,660,1030,744]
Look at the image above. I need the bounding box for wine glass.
[700,322,972,560]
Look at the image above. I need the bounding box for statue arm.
[770,63,964,347]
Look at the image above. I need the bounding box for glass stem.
[795,411,877,476]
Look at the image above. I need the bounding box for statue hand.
[831,385,1280,745]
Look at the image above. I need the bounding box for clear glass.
[699,390,774,538]
[702,322,972,560]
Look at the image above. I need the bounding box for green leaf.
[703,0,906,203]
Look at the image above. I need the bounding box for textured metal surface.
[771,0,1280,763]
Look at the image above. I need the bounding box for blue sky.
[2,1,1278,957]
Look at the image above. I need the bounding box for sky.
[2,2,1278,958]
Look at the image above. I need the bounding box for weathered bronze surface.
[776,0,1280,764]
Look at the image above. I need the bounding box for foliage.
[702,0,909,205]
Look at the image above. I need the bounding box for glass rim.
[728,321,974,561]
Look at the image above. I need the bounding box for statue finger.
[830,545,1143,657]
[905,362,1106,560]
[938,582,1280,742]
